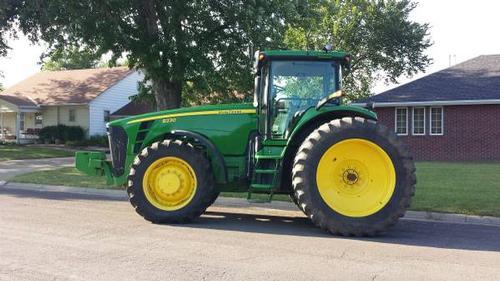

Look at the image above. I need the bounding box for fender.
[166,130,228,184]
[287,105,377,146]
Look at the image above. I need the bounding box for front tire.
[127,139,216,223]
[292,117,416,236]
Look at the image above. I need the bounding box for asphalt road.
[1,186,499,281]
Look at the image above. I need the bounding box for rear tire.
[292,117,416,236]
[127,139,216,223]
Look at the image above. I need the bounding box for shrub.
[38,126,58,143]
[65,126,85,142]
[39,125,85,144]
[86,135,109,147]
[66,134,108,148]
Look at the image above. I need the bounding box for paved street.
[0,186,499,281]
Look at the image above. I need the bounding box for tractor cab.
[253,50,351,139]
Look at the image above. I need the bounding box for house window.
[69,109,76,122]
[104,110,111,122]
[412,107,426,135]
[395,107,408,135]
[430,107,444,135]
[35,112,43,126]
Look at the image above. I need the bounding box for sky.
[1,0,500,93]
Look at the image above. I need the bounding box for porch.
[0,96,41,144]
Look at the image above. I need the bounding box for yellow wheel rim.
[316,139,396,217]
[142,157,197,211]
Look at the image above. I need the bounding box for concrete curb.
[2,182,500,227]
[403,210,500,226]
[2,182,127,199]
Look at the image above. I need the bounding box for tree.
[8,0,294,109]
[41,45,103,71]
[284,0,432,100]
[0,1,13,57]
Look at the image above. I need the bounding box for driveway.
[0,157,74,181]
[0,185,499,281]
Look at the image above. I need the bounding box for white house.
[0,67,143,143]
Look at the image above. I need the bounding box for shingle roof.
[0,94,38,107]
[1,67,133,106]
[364,55,500,103]
[112,99,155,116]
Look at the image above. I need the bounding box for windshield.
[269,60,339,138]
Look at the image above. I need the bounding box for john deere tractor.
[75,49,415,236]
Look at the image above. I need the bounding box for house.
[356,55,500,161]
[111,99,155,120]
[0,67,143,143]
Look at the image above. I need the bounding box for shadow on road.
[2,187,500,252]
[185,211,500,252]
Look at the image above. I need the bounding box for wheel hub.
[157,170,182,195]
[143,157,197,211]
[316,139,396,217]
[343,169,359,185]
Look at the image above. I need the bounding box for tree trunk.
[153,78,182,110]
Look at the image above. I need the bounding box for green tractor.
[75,49,415,236]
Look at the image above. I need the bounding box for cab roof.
[261,50,349,60]
[255,50,351,74]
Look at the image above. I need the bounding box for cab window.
[269,60,338,139]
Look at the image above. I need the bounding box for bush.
[86,135,109,147]
[65,126,85,142]
[39,125,85,144]
[66,135,108,148]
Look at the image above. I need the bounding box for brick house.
[356,55,500,161]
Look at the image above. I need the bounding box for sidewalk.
[0,157,74,182]
[2,181,500,227]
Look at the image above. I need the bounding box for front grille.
[108,126,128,176]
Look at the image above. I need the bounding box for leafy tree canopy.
[284,0,432,100]
[0,0,431,106]
[4,0,294,109]
[41,45,103,71]
[0,0,17,57]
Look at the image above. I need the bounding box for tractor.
[75,49,416,236]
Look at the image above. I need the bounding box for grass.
[9,162,500,217]
[11,167,115,189]
[410,162,500,217]
[0,145,75,161]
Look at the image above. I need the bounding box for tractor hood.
[108,103,256,127]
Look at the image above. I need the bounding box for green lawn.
[11,167,115,189]
[9,162,500,217]
[0,145,75,161]
[410,162,500,217]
